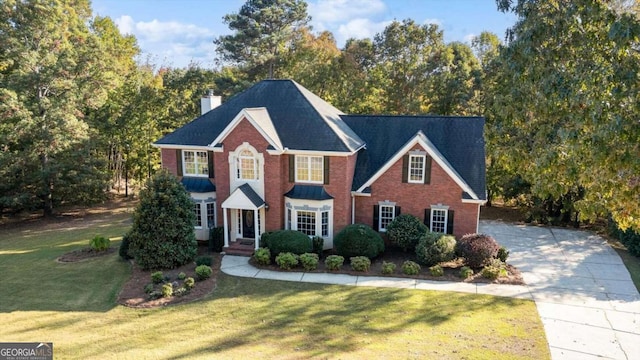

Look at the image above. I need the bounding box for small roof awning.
[221,183,265,210]
[284,185,333,200]
[181,177,216,193]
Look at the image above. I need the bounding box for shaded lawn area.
[0,212,550,359]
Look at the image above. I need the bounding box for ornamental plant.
[456,233,500,268]
[334,224,384,259]
[387,214,428,252]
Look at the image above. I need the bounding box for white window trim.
[378,201,397,233]
[183,150,209,177]
[430,205,449,234]
[284,199,333,239]
[295,155,324,184]
[193,202,203,229]
[205,202,216,229]
[408,154,425,184]
[236,149,258,181]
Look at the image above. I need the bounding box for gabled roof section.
[343,115,487,201]
[210,107,283,151]
[221,184,265,210]
[155,80,364,152]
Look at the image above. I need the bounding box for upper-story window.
[183,151,208,177]
[296,155,323,183]
[236,149,257,180]
[408,154,425,183]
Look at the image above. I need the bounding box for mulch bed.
[250,248,524,285]
[57,247,117,262]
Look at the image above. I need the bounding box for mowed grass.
[0,213,550,359]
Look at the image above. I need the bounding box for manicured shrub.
[386,214,428,252]
[151,271,164,284]
[497,247,510,262]
[350,256,371,272]
[177,272,186,280]
[174,287,188,297]
[275,252,299,270]
[143,283,154,294]
[127,171,198,270]
[481,259,507,280]
[195,265,212,280]
[148,290,162,300]
[312,236,324,256]
[429,265,444,277]
[259,231,273,248]
[184,277,195,290]
[299,253,319,271]
[119,233,132,260]
[456,233,500,268]
[209,227,224,252]
[195,255,213,266]
[415,232,456,266]
[253,248,271,266]
[381,261,396,275]
[401,260,421,275]
[89,235,110,251]
[325,255,344,271]
[459,266,474,279]
[334,224,384,259]
[161,283,173,297]
[267,230,312,256]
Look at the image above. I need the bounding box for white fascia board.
[462,198,486,204]
[208,108,283,152]
[351,191,371,197]
[153,144,213,151]
[283,149,355,157]
[355,131,480,200]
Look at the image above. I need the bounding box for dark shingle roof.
[181,177,216,193]
[284,185,334,200]
[155,80,363,152]
[239,183,265,208]
[342,115,486,200]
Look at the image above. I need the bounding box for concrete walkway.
[221,220,640,360]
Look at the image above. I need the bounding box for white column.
[223,208,229,248]
[254,208,259,250]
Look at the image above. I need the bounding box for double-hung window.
[193,202,202,228]
[296,155,323,183]
[206,203,216,228]
[379,204,396,232]
[296,211,316,236]
[236,149,257,180]
[430,208,448,233]
[183,151,208,176]
[408,154,425,183]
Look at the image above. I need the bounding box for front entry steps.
[223,239,255,257]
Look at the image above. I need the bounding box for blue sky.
[91,0,517,69]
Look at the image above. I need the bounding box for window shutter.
[424,156,432,184]
[373,205,380,231]
[447,210,454,235]
[424,208,431,230]
[289,155,295,182]
[395,206,401,216]
[176,149,183,177]
[207,151,214,178]
[323,156,330,185]
[402,155,409,183]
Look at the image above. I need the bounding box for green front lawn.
[0,212,549,359]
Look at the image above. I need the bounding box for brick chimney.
[200,89,221,115]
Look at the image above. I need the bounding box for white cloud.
[463,33,476,43]
[423,18,443,27]
[309,0,386,23]
[337,18,392,42]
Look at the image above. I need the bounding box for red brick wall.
[354,148,480,238]
[161,148,178,176]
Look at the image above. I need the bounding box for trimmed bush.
[184,277,195,290]
[325,255,344,271]
[89,235,110,251]
[148,290,162,300]
[119,233,132,260]
[174,287,188,297]
[456,233,500,268]
[429,265,444,277]
[312,236,324,256]
[127,171,198,270]
[209,227,224,252]
[161,283,173,297]
[195,265,212,280]
[143,283,154,294]
[253,248,271,265]
[195,255,213,266]
[177,272,186,280]
[381,261,396,275]
[299,253,319,271]
[334,224,384,259]
[415,232,456,266]
[151,271,164,284]
[267,230,312,256]
[350,256,371,272]
[386,214,428,252]
[459,266,474,279]
[401,260,421,275]
[275,252,299,270]
[481,259,507,280]
[259,231,273,248]
[497,247,509,262]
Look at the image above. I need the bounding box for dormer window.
[183,150,208,177]
[296,155,323,183]
[236,149,257,180]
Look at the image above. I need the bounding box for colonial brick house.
[154,80,486,254]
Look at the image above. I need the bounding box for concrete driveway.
[480,220,640,360]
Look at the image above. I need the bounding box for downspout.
[351,194,355,224]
